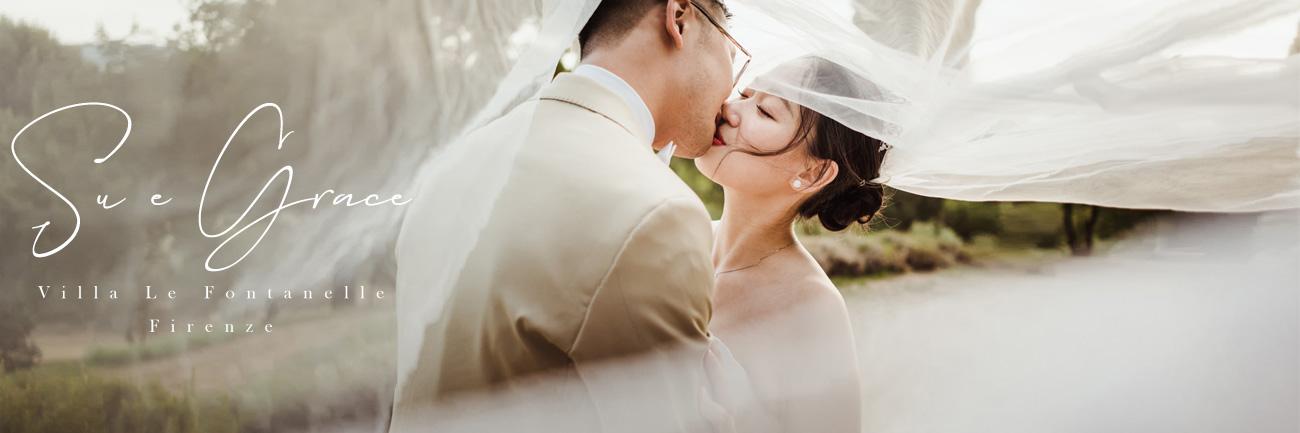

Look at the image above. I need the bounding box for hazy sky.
[1,0,187,44]
[969,0,1299,78]
[0,0,1295,59]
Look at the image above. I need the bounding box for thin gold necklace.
[714,241,796,277]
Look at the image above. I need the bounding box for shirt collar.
[572,65,675,164]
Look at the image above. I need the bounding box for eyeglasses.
[689,0,751,89]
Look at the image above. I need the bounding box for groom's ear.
[663,0,691,49]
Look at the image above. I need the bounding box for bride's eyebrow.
[777,98,795,115]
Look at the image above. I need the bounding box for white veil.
[395,0,1300,412]
[395,0,598,396]
[734,0,1300,211]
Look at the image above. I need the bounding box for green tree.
[1062,203,1100,256]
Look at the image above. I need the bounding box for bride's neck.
[714,189,799,270]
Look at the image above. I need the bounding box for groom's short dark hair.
[578,0,728,57]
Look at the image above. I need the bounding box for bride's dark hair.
[739,57,890,231]
[795,106,888,231]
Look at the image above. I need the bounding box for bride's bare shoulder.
[785,248,847,305]
[775,274,856,354]
[793,278,848,315]
[780,264,849,318]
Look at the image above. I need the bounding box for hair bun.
[790,57,889,232]
[803,183,885,231]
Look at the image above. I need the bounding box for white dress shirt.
[572,64,676,164]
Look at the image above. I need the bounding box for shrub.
[804,236,868,276]
[0,369,241,433]
[904,246,950,271]
[86,332,237,367]
[803,223,970,278]
[856,237,910,275]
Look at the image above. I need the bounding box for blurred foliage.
[84,332,238,367]
[0,290,40,373]
[803,222,969,278]
[940,199,1002,240]
[1291,20,1299,55]
[172,0,264,53]
[0,368,241,433]
[996,202,1068,248]
[879,190,946,231]
[672,156,1155,259]
[670,158,725,218]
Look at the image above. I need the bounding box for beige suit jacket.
[391,72,717,432]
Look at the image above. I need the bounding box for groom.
[391,0,740,431]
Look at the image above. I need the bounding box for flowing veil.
[733,0,1299,211]
[394,0,1300,412]
[395,0,598,397]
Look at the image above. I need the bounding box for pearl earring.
[792,179,804,189]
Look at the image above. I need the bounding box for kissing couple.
[388,0,1300,432]
[393,1,871,432]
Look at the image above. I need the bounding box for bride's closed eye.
[736,89,775,119]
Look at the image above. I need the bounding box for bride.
[697,14,1298,420]
[699,58,884,433]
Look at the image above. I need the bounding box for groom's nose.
[719,102,740,127]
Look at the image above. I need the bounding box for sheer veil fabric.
[395,0,1300,407]
[733,0,1299,211]
[395,0,599,397]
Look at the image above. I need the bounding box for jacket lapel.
[538,73,655,149]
